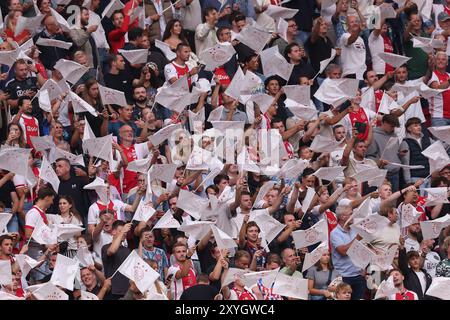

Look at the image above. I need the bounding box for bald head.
[44,16,61,35]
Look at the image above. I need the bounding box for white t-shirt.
[87,200,127,226]
[427,71,450,118]
[25,206,47,230]
[414,270,427,294]
[92,231,128,258]
[167,262,196,300]
[46,214,83,251]
[368,31,387,74]
[339,33,367,79]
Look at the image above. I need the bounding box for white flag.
[31,136,55,152]
[292,219,328,249]
[14,14,45,37]
[149,164,177,183]
[50,254,79,291]
[0,260,12,285]
[132,200,156,222]
[31,219,58,245]
[39,79,63,101]
[248,93,275,114]
[33,282,69,300]
[102,0,125,18]
[54,59,89,84]
[39,156,60,192]
[55,224,84,240]
[118,250,160,293]
[313,166,346,182]
[0,291,25,300]
[76,246,95,267]
[301,187,316,213]
[83,134,113,161]
[118,49,148,65]
[420,214,450,240]
[374,276,397,299]
[425,277,450,300]
[98,84,127,107]
[265,5,298,19]
[241,268,279,288]
[199,42,236,71]
[177,221,215,240]
[80,290,99,300]
[36,37,72,50]
[253,181,276,209]
[153,211,181,229]
[50,8,72,33]
[285,101,318,121]
[302,241,329,272]
[318,48,337,75]
[351,214,390,241]
[155,39,177,61]
[428,125,450,145]
[126,158,151,174]
[272,273,309,300]
[221,268,248,287]
[347,240,374,269]
[401,203,422,228]
[370,245,398,271]
[424,187,449,207]
[277,18,288,42]
[149,124,181,146]
[260,46,294,81]
[0,213,12,234]
[235,25,272,53]
[377,52,411,68]
[283,85,310,106]
[50,147,85,167]
[211,225,237,250]
[68,91,98,116]
[0,147,32,177]
[251,213,285,245]
[38,89,52,113]
[177,189,209,220]
[314,78,359,106]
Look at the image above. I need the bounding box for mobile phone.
[354,121,367,134]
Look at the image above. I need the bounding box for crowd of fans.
[0,0,449,301]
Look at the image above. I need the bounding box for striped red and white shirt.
[428,70,450,119]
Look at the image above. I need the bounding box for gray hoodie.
[366,127,401,173]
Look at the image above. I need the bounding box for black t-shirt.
[48,172,90,218]
[5,77,43,123]
[101,244,130,297]
[197,242,216,273]
[104,71,133,103]
[288,60,316,85]
[179,284,219,300]
[305,36,334,75]
[0,180,16,208]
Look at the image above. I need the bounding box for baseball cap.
[438,11,450,22]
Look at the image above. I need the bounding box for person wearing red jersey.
[108,9,132,54]
[164,43,199,86]
[123,0,143,30]
[387,269,418,300]
[310,185,351,248]
[427,51,450,127]
[369,20,395,75]
[11,97,39,150]
[271,118,305,159]
[344,90,377,142]
[87,182,143,236]
[167,242,197,300]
